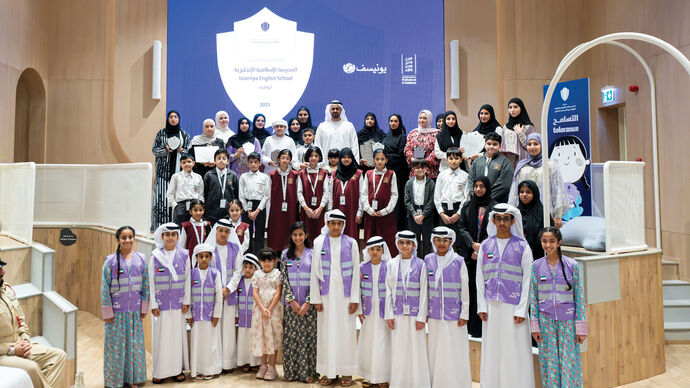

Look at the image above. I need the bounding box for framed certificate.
[194,145,218,163]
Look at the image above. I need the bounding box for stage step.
[663,299,690,323]
[662,259,680,281]
[664,322,690,341]
[662,280,690,301]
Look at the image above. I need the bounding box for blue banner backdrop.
[542,77,592,220]
[167,0,445,137]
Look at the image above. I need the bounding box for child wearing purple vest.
[206,218,243,372]
[476,204,534,388]
[280,222,318,383]
[310,210,361,386]
[385,230,430,388]
[530,227,587,387]
[100,226,149,388]
[251,248,284,381]
[236,254,261,373]
[184,243,223,380]
[425,226,471,388]
[149,223,189,383]
[357,236,392,387]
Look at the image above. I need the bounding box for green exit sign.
[602,88,615,104]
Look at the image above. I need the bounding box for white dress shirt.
[434,167,470,215]
[360,168,398,216]
[238,170,271,211]
[166,170,204,207]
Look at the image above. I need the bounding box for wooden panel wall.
[0,246,31,285]
[18,294,42,337]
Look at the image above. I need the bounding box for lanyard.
[280,171,289,201]
[372,170,386,200]
[340,180,348,195]
[217,169,227,196]
[306,170,320,197]
[190,221,204,244]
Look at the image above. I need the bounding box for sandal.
[340,376,353,386]
[241,365,251,373]
[362,380,372,387]
[305,376,316,384]
[175,373,185,382]
[319,375,333,386]
[151,378,164,384]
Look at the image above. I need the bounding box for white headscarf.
[324,100,349,123]
[272,119,288,128]
[320,209,347,235]
[430,226,460,287]
[191,118,218,146]
[486,203,524,239]
[395,230,418,258]
[362,236,392,264]
[152,223,183,281]
[414,109,438,134]
[214,110,235,143]
[242,253,261,269]
[205,218,242,250]
[192,243,215,269]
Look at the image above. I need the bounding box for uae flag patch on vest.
[487,252,494,259]
[362,273,370,280]
[428,270,434,277]
[156,267,165,272]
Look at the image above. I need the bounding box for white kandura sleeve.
[416,262,429,323]
[514,246,534,318]
[148,255,158,310]
[460,260,470,320]
[309,237,324,304]
[476,245,487,314]
[213,271,223,319]
[349,239,361,303]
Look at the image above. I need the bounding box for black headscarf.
[506,97,533,130]
[436,110,463,151]
[229,117,255,149]
[287,117,303,145]
[335,148,358,182]
[517,179,545,258]
[165,110,181,136]
[252,113,271,145]
[297,106,314,130]
[464,176,496,245]
[382,114,408,171]
[357,112,386,144]
[473,104,502,135]
[435,113,445,130]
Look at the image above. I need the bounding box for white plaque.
[167,136,181,150]
[459,131,486,158]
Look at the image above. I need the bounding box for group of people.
[97,98,589,387]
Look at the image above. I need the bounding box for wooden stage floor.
[75,312,689,387]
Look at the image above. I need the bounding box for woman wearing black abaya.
[473,104,502,136]
[383,113,409,231]
[252,113,271,146]
[434,110,467,172]
[457,176,497,337]
[517,179,553,259]
[357,112,386,172]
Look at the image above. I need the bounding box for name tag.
[220,199,227,208]
[282,202,288,212]
[340,196,346,206]
[371,200,378,210]
[247,200,253,209]
[403,304,410,315]
[311,197,318,207]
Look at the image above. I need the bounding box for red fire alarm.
[629,85,639,93]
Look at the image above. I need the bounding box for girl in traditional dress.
[151,110,191,231]
[425,227,471,388]
[267,149,299,251]
[250,248,284,381]
[357,236,392,388]
[236,254,262,372]
[403,110,440,179]
[385,231,430,388]
[228,117,262,177]
[149,223,189,384]
[517,180,551,259]
[531,227,587,387]
[101,226,149,388]
[297,146,329,239]
[499,97,536,167]
[228,199,250,254]
[382,114,409,231]
[361,149,398,255]
[326,148,364,241]
[185,244,223,380]
[508,133,570,228]
[179,200,210,257]
[280,222,318,383]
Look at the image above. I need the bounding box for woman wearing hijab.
[457,176,497,338]
[517,179,552,259]
[404,109,441,179]
[499,97,536,167]
[296,106,314,132]
[434,110,467,173]
[151,110,191,231]
[473,104,502,136]
[252,113,271,146]
[228,117,261,177]
[214,110,235,146]
[356,112,386,171]
[287,117,304,146]
[383,114,409,231]
[508,133,570,228]
[435,113,445,131]
[189,118,225,178]
[326,148,365,240]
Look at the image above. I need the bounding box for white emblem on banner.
[560,86,570,101]
[216,8,314,125]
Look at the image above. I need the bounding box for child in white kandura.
[236,254,262,373]
[357,236,393,387]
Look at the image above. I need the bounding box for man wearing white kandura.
[314,100,360,166]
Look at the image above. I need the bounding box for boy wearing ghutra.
[476,204,535,388]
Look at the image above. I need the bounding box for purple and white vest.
[425,253,464,321]
[318,236,354,297]
[393,257,424,316]
[106,251,146,313]
[152,248,188,311]
[533,256,577,321]
[190,267,218,322]
[481,235,528,305]
[213,242,240,306]
[237,277,254,328]
[283,248,312,306]
[360,261,387,318]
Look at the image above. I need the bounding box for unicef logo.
[343,63,356,74]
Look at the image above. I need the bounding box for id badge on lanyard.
[307,172,319,208]
[339,180,348,206]
[218,171,228,208]
[311,197,318,207]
